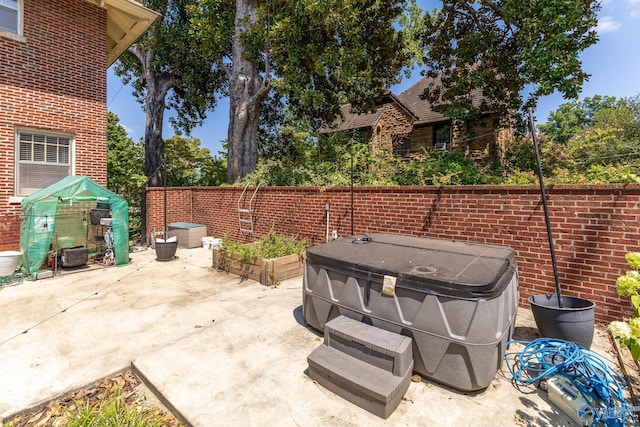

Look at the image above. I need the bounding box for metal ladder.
[238,183,262,234]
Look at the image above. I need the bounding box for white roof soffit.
[83,0,160,66]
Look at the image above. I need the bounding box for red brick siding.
[0,0,107,250]
[147,184,640,324]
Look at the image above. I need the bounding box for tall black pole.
[163,155,167,240]
[529,108,563,308]
[350,145,354,236]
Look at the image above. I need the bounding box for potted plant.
[526,108,595,348]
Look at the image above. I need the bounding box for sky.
[106,0,640,156]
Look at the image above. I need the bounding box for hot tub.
[302,233,519,391]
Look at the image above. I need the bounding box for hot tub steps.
[307,315,413,419]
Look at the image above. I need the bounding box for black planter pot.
[529,294,595,348]
[155,241,178,261]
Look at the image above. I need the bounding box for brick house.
[325,76,512,163]
[0,0,157,250]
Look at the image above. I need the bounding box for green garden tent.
[20,176,129,279]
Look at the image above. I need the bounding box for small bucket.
[529,294,595,348]
[201,237,214,249]
[201,237,221,249]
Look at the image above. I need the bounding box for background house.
[0,0,157,251]
[325,75,512,163]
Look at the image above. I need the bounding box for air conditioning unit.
[434,142,448,151]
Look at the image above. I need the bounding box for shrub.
[220,227,308,261]
[609,252,640,360]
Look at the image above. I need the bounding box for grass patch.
[3,371,183,427]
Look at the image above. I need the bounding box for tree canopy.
[538,95,620,144]
[115,0,605,187]
[189,0,415,182]
[114,0,226,187]
[163,135,227,186]
[419,0,600,123]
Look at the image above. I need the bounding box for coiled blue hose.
[505,338,635,427]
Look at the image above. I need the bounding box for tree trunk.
[144,79,166,188]
[129,41,174,240]
[226,0,270,183]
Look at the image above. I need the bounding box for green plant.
[64,390,171,427]
[609,252,640,359]
[2,386,180,427]
[220,227,308,261]
[257,227,308,259]
[219,232,256,262]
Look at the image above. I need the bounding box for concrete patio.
[0,246,625,426]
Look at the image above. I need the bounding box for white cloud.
[595,16,622,33]
[121,123,135,135]
[632,10,640,17]
[629,0,640,4]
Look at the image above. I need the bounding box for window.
[434,122,451,151]
[0,0,19,35]
[393,136,411,158]
[17,130,73,196]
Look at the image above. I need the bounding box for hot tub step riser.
[307,316,413,419]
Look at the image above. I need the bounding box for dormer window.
[0,0,19,35]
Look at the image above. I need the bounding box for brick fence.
[147,184,640,324]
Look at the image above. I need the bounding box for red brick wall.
[0,0,107,250]
[147,184,640,324]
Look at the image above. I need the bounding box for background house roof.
[83,0,159,66]
[396,76,448,125]
[327,77,450,133]
[331,103,385,132]
[327,74,491,133]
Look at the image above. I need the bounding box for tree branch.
[128,44,145,67]
[216,58,231,79]
[157,75,175,100]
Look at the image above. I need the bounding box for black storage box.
[90,208,110,225]
[60,246,88,268]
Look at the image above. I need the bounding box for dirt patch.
[3,370,184,427]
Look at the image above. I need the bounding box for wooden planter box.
[212,246,305,286]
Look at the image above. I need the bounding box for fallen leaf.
[34,412,52,427]
[48,401,61,416]
[27,411,43,424]
[514,413,529,426]
[195,324,203,328]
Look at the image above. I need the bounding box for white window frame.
[15,128,75,197]
[0,0,21,38]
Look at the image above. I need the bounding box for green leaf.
[630,341,640,361]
